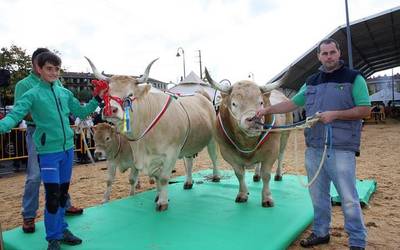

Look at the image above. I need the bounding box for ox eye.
[106,137,110,141]
[232,102,237,107]
[260,101,264,105]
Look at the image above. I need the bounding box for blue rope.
[261,119,307,129]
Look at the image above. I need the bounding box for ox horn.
[260,68,291,93]
[85,56,110,82]
[204,67,232,93]
[137,58,159,84]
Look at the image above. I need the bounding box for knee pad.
[44,183,60,214]
[59,182,70,208]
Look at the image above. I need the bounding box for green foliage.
[0,45,31,90]
[77,88,92,102]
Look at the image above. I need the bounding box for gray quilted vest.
[304,64,362,152]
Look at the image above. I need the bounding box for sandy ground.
[0,119,399,249]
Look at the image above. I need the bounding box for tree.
[0,45,31,105]
[0,45,31,88]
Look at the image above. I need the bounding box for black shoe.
[300,233,330,248]
[350,247,365,250]
[62,229,82,245]
[65,206,84,216]
[47,240,60,250]
[22,218,35,233]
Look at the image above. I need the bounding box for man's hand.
[256,107,271,118]
[316,111,338,124]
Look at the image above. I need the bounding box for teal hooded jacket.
[0,79,99,154]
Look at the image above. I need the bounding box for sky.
[0,0,399,84]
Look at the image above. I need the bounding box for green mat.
[2,170,376,250]
[331,179,377,207]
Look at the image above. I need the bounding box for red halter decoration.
[91,79,126,116]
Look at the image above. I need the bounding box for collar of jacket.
[318,60,345,73]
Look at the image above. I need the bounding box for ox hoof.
[253,175,261,182]
[262,200,275,207]
[149,179,155,185]
[183,182,193,189]
[212,176,221,182]
[156,203,169,212]
[274,175,283,181]
[235,196,248,203]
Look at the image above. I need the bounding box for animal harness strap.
[111,133,122,159]
[128,95,173,141]
[217,112,275,154]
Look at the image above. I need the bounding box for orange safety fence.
[0,126,96,162]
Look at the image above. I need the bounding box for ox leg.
[260,162,275,207]
[129,168,139,196]
[275,131,290,181]
[253,163,261,182]
[155,176,170,211]
[183,157,194,189]
[233,165,248,203]
[154,153,179,211]
[207,139,220,182]
[103,162,117,203]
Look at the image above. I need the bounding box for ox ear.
[134,84,151,98]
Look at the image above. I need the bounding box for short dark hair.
[32,48,50,63]
[37,52,62,68]
[317,38,340,53]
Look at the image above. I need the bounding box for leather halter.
[217,111,275,154]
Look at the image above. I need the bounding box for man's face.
[317,42,341,72]
[37,62,60,83]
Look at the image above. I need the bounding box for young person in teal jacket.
[16,48,83,235]
[0,51,103,250]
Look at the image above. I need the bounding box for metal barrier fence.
[0,126,95,162]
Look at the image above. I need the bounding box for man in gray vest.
[256,38,370,250]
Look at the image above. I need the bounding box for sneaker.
[62,229,82,245]
[300,232,330,248]
[47,240,61,250]
[65,206,84,216]
[350,247,365,250]
[22,218,35,233]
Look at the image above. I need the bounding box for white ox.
[205,68,293,207]
[86,58,220,211]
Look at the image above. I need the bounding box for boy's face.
[38,62,60,83]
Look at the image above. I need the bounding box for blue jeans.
[305,147,367,248]
[39,149,74,241]
[22,126,71,219]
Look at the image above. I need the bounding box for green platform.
[2,170,375,250]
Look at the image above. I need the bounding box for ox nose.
[112,107,118,114]
[94,151,103,159]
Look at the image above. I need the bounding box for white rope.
[292,125,328,188]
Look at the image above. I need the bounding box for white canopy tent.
[168,71,221,106]
[369,87,400,105]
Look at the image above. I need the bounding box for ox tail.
[195,88,212,101]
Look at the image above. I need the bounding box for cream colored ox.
[93,123,138,203]
[86,58,220,211]
[205,68,293,207]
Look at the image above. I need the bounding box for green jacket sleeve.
[68,91,99,119]
[0,95,32,133]
[14,80,30,104]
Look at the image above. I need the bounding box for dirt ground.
[1,119,399,249]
